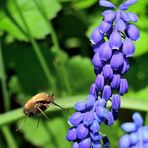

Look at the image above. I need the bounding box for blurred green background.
[0,0,148,147]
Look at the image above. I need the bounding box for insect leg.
[37,107,49,120]
[52,102,66,111]
[15,116,27,131]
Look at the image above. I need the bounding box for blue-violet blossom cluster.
[119,112,148,148]
[66,0,140,147]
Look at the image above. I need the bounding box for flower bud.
[119,78,128,95]
[110,74,121,89]
[119,4,128,10]
[92,141,102,148]
[110,51,124,70]
[109,31,122,49]
[66,127,77,141]
[119,134,130,148]
[122,38,135,57]
[85,94,96,109]
[90,120,100,133]
[92,51,105,68]
[130,132,138,145]
[89,83,98,99]
[95,74,104,90]
[102,85,112,101]
[79,138,91,148]
[120,11,129,21]
[99,0,116,8]
[121,58,130,75]
[132,112,143,128]
[126,24,140,41]
[68,112,83,126]
[112,94,121,110]
[91,27,103,44]
[116,18,126,32]
[96,98,106,107]
[96,106,108,118]
[76,124,89,139]
[121,122,137,132]
[72,142,79,148]
[124,0,138,6]
[103,64,113,80]
[99,42,112,61]
[99,21,112,33]
[106,111,114,126]
[127,12,138,22]
[74,101,86,112]
[93,39,105,52]
[83,111,94,125]
[102,10,116,22]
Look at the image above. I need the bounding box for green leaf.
[0,0,61,41]
[66,56,95,94]
[72,0,97,10]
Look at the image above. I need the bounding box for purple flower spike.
[76,124,89,139]
[103,64,113,80]
[90,120,100,133]
[110,51,124,70]
[83,111,94,125]
[91,27,103,44]
[106,111,114,126]
[69,112,83,126]
[99,42,112,61]
[112,94,121,110]
[116,19,126,32]
[102,85,112,101]
[122,38,135,57]
[99,0,116,8]
[89,83,98,99]
[121,122,136,132]
[99,21,112,33]
[66,127,77,141]
[72,142,79,148]
[79,138,91,148]
[119,78,128,95]
[127,12,138,22]
[121,58,129,75]
[95,74,104,90]
[74,101,86,112]
[132,112,143,128]
[92,51,105,68]
[124,0,138,6]
[110,74,121,89]
[119,134,130,148]
[102,10,116,22]
[119,4,128,10]
[126,24,140,41]
[109,31,122,49]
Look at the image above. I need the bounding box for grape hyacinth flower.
[67,0,140,147]
[119,112,148,148]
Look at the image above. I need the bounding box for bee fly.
[16,93,65,131]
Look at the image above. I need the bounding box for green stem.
[0,41,10,110]
[1,126,17,148]
[0,41,17,148]
[1,96,148,127]
[33,0,72,95]
[12,0,56,90]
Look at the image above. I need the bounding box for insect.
[23,92,65,118]
[16,93,65,131]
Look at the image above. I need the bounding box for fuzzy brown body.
[23,93,54,117]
